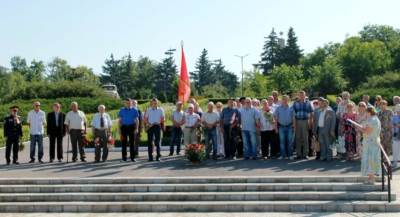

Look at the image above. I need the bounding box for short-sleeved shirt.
[185,112,200,127]
[170,110,184,123]
[201,111,220,125]
[274,105,296,126]
[118,107,139,125]
[240,106,261,132]
[259,108,275,131]
[91,113,113,129]
[391,115,400,141]
[65,110,87,130]
[220,107,241,125]
[145,107,165,124]
[292,100,314,119]
[27,110,46,135]
[336,101,355,119]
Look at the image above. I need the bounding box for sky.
[1,0,399,79]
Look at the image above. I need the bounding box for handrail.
[380,144,392,203]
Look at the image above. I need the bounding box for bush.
[134,92,142,100]
[157,92,167,103]
[352,88,399,106]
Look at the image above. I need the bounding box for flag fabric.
[178,45,190,103]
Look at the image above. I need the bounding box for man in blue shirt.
[220,98,241,160]
[241,98,261,160]
[274,95,297,160]
[292,91,314,159]
[118,98,139,162]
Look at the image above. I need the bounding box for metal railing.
[380,144,393,203]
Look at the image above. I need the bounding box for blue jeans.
[169,127,182,154]
[30,134,44,161]
[278,125,294,158]
[205,128,217,158]
[242,130,258,158]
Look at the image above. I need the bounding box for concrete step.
[0,183,385,193]
[0,176,384,185]
[1,201,399,212]
[0,191,394,202]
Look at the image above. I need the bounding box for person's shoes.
[156,158,162,162]
[232,157,237,160]
[81,159,87,162]
[315,157,321,160]
[6,162,10,165]
[39,160,44,163]
[289,157,294,160]
[59,159,63,162]
[363,179,375,185]
[148,159,153,162]
[176,153,181,155]
[244,157,250,160]
[213,157,218,160]
[102,160,108,163]
[29,160,35,163]
[326,158,332,162]
[277,157,283,160]
[13,161,19,164]
[72,159,77,162]
[252,157,257,160]
[49,159,54,163]
[168,153,173,156]
[392,162,398,168]
[319,158,326,161]
[303,156,309,159]
[94,160,100,163]
[120,159,127,162]
[132,159,137,162]
[263,157,268,160]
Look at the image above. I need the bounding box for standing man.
[236,97,246,156]
[3,106,23,165]
[313,99,336,162]
[118,98,139,162]
[92,105,113,163]
[169,101,184,156]
[202,102,220,160]
[332,97,342,138]
[310,97,324,159]
[145,98,165,162]
[292,91,314,159]
[235,98,242,110]
[274,95,296,160]
[220,98,241,160]
[241,98,261,160]
[27,101,46,163]
[272,91,282,106]
[47,103,66,162]
[65,102,87,162]
[363,95,372,108]
[132,100,143,158]
[183,103,200,145]
[392,96,400,113]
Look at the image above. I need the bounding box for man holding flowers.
[220,98,241,160]
[145,98,165,162]
[201,102,220,160]
[91,105,113,163]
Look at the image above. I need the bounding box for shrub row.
[352,88,399,106]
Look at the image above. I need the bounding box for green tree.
[336,37,392,90]
[202,81,228,98]
[157,91,167,103]
[29,59,46,82]
[47,57,73,81]
[242,70,272,97]
[190,49,213,94]
[280,27,303,66]
[257,28,282,75]
[211,60,238,96]
[100,54,121,85]
[269,64,303,94]
[154,57,178,99]
[134,91,142,100]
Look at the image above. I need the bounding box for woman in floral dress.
[354,107,381,184]
[341,103,357,161]
[355,102,368,159]
[377,100,394,155]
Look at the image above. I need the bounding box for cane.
[67,134,70,163]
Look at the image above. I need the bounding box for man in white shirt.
[27,101,46,163]
[183,103,201,146]
[65,102,87,162]
[272,91,282,106]
[169,101,184,156]
[145,98,165,162]
[91,105,113,163]
[202,102,220,160]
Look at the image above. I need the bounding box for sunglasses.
[35,105,40,107]
[217,107,222,108]
[359,105,365,107]
[13,110,18,112]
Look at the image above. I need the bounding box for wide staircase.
[0,176,397,213]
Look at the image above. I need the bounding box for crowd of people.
[3,91,400,184]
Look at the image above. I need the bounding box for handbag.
[311,136,320,152]
[337,136,346,153]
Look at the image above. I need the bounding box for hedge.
[351,88,400,106]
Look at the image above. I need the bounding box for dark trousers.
[134,131,141,156]
[236,127,244,155]
[49,128,63,160]
[169,127,182,154]
[148,125,161,160]
[94,129,109,161]
[223,125,238,158]
[261,130,277,157]
[70,129,86,160]
[5,138,19,163]
[121,124,135,161]
[275,132,281,156]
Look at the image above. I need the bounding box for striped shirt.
[220,107,241,125]
[292,100,314,119]
[185,113,200,127]
[240,106,261,132]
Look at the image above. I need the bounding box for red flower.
[197,118,201,122]
[160,119,165,124]
[120,136,125,141]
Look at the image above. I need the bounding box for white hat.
[395,104,400,112]
[187,103,194,108]
[176,101,182,105]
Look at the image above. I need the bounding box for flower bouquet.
[19,142,25,152]
[94,137,100,147]
[229,113,236,133]
[263,109,274,122]
[107,137,115,149]
[329,135,340,150]
[82,135,92,146]
[197,126,208,137]
[185,143,206,165]
[120,135,125,141]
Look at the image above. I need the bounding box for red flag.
[178,44,191,103]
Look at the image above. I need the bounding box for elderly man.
[183,103,200,145]
[132,100,144,158]
[235,97,242,110]
[313,99,336,162]
[363,95,372,108]
[241,98,261,160]
[186,98,203,113]
[202,102,220,160]
[332,97,342,138]
[118,98,139,162]
[145,98,165,162]
[292,91,314,159]
[274,95,296,160]
[47,103,66,162]
[92,105,113,163]
[3,106,23,165]
[220,98,241,160]
[272,91,282,106]
[65,102,87,162]
[393,96,400,113]
[267,96,278,110]
[310,97,324,159]
[169,101,184,156]
[27,101,46,163]
[259,99,277,159]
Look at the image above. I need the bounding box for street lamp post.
[234,54,249,97]
[164,48,176,99]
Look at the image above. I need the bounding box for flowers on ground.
[185,143,206,163]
